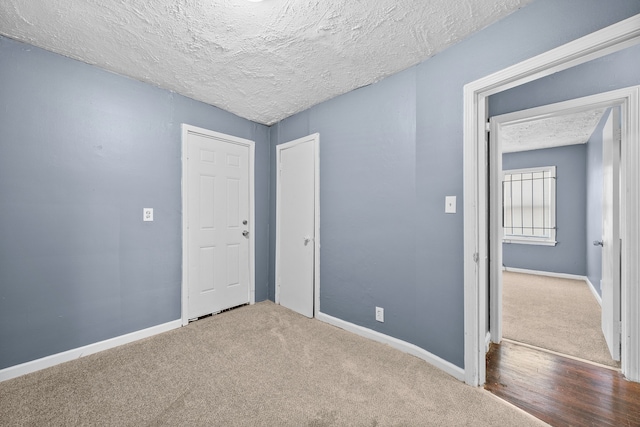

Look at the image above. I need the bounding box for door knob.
[593,240,604,247]
[304,236,313,246]
[242,230,249,237]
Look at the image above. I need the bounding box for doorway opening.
[489,93,627,370]
[463,14,640,387]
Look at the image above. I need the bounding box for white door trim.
[275,133,320,317]
[489,88,635,351]
[601,106,622,361]
[463,13,640,386]
[181,124,256,326]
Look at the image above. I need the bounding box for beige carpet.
[502,271,619,368]
[0,301,547,426]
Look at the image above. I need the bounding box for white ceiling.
[0,0,532,125]
[501,108,607,153]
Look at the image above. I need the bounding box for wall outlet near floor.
[375,306,384,322]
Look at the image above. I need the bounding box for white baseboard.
[502,266,586,282]
[316,312,465,382]
[503,267,603,306]
[0,319,182,382]
[587,278,602,306]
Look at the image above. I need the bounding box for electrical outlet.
[375,306,384,322]
[143,208,154,222]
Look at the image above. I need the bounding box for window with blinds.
[502,166,557,245]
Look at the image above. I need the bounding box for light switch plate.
[445,196,456,214]
[143,208,154,222]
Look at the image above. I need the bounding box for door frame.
[463,14,640,386]
[181,124,256,326]
[488,89,633,353]
[275,133,320,317]
[601,106,622,361]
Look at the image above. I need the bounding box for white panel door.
[601,108,621,361]
[277,136,316,318]
[187,132,250,319]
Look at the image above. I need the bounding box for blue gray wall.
[269,0,640,368]
[0,36,270,370]
[2,0,640,373]
[489,39,640,118]
[502,145,587,275]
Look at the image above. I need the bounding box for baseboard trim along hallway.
[0,319,182,382]
[502,266,602,306]
[316,312,465,382]
[4,313,466,383]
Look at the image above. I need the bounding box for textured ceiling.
[501,108,607,153]
[0,0,531,125]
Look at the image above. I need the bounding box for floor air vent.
[189,303,249,323]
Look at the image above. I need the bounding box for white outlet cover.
[445,196,456,214]
[375,306,384,322]
[143,208,154,222]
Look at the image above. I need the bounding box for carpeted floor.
[0,301,547,426]
[502,271,619,368]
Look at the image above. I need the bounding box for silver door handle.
[304,236,313,246]
[593,240,603,247]
[243,230,249,237]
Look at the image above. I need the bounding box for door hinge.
[618,320,623,335]
[485,122,491,132]
[473,252,479,263]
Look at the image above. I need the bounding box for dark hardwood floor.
[485,340,640,427]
